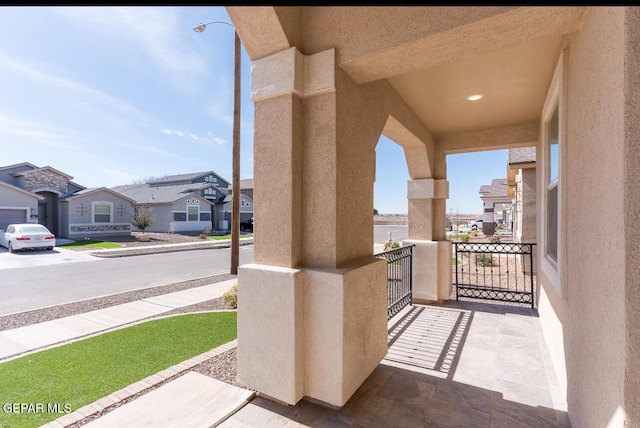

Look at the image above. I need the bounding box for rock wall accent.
[23,170,69,194]
[70,224,131,233]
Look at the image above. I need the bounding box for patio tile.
[375,368,438,405]
[347,364,394,406]
[493,378,555,409]
[490,395,568,428]
[351,395,426,428]
[423,395,491,428]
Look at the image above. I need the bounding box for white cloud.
[0,115,78,149]
[53,7,210,92]
[0,54,148,122]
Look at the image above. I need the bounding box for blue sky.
[0,6,506,216]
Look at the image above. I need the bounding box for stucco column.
[404,177,452,302]
[238,47,388,408]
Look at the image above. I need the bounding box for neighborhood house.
[0,162,134,239]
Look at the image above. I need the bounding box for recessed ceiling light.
[466,94,484,101]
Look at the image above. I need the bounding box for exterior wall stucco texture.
[537,7,628,427]
[624,6,640,426]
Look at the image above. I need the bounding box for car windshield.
[17,225,50,234]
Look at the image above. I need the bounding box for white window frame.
[92,201,113,224]
[540,49,566,295]
[187,205,199,222]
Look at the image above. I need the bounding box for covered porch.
[224,6,640,427]
[223,300,568,427]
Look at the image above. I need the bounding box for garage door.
[0,209,27,230]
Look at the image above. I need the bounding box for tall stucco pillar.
[238,46,388,408]
[405,178,452,302]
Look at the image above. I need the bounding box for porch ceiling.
[228,6,588,139]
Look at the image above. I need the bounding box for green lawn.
[0,312,237,428]
[58,239,123,249]
[207,234,252,240]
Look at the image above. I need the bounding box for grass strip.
[206,234,252,240]
[58,239,122,249]
[0,311,237,428]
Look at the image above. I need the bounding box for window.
[546,104,559,261]
[540,48,565,294]
[200,212,211,221]
[93,202,112,223]
[209,175,214,182]
[204,176,209,182]
[174,212,186,221]
[187,206,198,221]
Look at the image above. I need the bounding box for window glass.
[547,185,558,261]
[174,212,186,222]
[187,206,198,221]
[546,102,559,261]
[548,104,559,183]
[95,204,111,223]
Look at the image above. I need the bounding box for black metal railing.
[375,245,414,319]
[454,242,536,308]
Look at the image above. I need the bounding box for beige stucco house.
[225,6,640,427]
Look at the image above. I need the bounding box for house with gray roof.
[111,182,214,234]
[0,162,134,239]
[113,170,254,233]
[478,178,512,235]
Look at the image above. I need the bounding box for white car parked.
[0,223,56,253]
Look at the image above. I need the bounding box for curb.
[90,239,253,258]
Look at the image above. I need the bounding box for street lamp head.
[192,20,234,34]
[193,23,207,33]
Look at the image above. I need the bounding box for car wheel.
[48,247,54,251]
[8,241,14,253]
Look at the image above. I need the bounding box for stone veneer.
[22,170,69,195]
[70,224,131,233]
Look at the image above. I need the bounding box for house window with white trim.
[187,206,198,221]
[93,202,112,223]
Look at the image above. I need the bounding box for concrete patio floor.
[221,300,570,427]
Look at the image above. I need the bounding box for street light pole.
[193,20,241,275]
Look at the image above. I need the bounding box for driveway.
[0,246,98,270]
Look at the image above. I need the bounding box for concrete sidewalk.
[0,277,255,428]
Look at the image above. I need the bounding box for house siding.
[131,204,174,233]
[0,185,39,229]
[64,191,132,238]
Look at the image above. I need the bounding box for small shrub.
[203,227,212,235]
[222,284,238,308]
[475,253,496,267]
[490,235,501,243]
[460,234,470,243]
[469,230,478,238]
[131,206,154,233]
[384,241,400,251]
[199,233,207,240]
